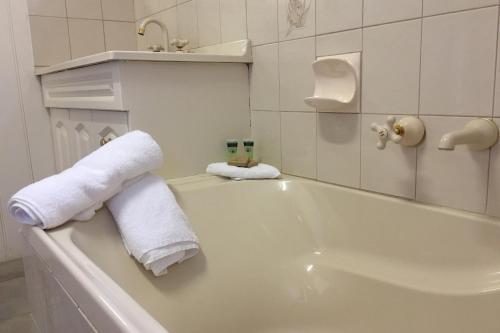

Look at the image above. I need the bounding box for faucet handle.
[148,44,165,52]
[371,116,402,150]
[170,38,189,52]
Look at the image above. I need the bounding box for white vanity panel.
[50,108,129,172]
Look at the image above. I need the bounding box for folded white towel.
[106,174,199,276]
[8,131,163,229]
[206,162,281,180]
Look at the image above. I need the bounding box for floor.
[0,259,37,333]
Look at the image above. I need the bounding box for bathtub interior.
[46,177,500,333]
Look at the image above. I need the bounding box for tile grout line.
[276,0,283,171]
[99,0,108,51]
[359,0,364,189]
[484,6,500,214]
[414,7,424,201]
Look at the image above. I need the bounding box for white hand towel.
[8,131,163,229]
[206,162,280,180]
[106,174,199,276]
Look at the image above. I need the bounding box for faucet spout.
[137,18,169,52]
[438,118,498,151]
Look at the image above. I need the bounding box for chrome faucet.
[137,18,169,52]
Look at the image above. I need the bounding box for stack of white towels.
[8,131,199,276]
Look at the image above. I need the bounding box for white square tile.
[278,0,315,41]
[196,0,221,47]
[487,118,500,217]
[281,112,317,178]
[362,19,421,115]
[220,0,247,42]
[251,111,282,169]
[250,43,280,111]
[416,116,490,213]
[177,0,199,48]
[104,21,137,51]
[361,114,417,198]
[102,0,135,21]
[247,0,278,46]
[423,0,498,16]
[316,0,362,35]
[279,37,315,111]
[27,0,66,17]
[29,16,71,66]
[68,19,105,58]
[66,0,102,19]
[363,0,422,26]
[162,7,178,50]
[316,29,362,57]
[317,113,360,188]
[420,7,498,117]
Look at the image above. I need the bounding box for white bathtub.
[22,175,500,333]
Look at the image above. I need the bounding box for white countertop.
[36,40,252,75]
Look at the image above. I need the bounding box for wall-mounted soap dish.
[304,52,360,113]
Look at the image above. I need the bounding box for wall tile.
[361,114,417,198]
[247,0,278,46]
[316,0,362,35]
[420,7,498,116]
[102,0,135,21]
[279,37,315,111]
[220,0,247,42]
[317,113,360,188]
[135,0,177,19]
[363,0,422,26]
[416,116,490,213]
[177,0,199,48]
[27,0,66,17]
[316,29,362,57]
[423,0,498,16]
[196,0,221,47]
[281,112,317,178]
[250,43,280,111]
[104,21,137,51]
[162,7,178,50]
[68,19,105,58]
[278,0,315,41]
[487,118,500,217]
[66,0,102,19]
[29,16,71,66]
[251,111,282,169]
[362,19,421,115]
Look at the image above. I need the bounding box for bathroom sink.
[24,175,500,333]
[35,39,252,75]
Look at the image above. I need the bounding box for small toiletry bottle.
[226,139,238,161]
[243,140,254,160]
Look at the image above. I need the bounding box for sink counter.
[36,40,252,75]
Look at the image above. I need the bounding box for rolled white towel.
[206,162,280,180]
[106,174,199,276]
[8,131,163,229]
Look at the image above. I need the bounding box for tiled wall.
[244,0,500,217]
[134,0,247,50]
[27,0,137,67]
[0,0,54,262]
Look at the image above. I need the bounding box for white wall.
[245,0,500,217]
[0,0,55,262]
[27,0,137,67]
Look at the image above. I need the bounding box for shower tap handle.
[370,116,402,150]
